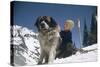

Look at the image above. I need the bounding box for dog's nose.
[41,23,45,28]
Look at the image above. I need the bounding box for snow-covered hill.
[11,25,97,66]
[54,44,97,63]
[11,25,40,66]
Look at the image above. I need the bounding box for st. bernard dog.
[34,16,61,64]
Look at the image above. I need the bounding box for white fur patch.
[41,21,49,29]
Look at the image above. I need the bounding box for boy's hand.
[55,24,61,32]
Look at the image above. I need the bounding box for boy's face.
[64,22,70,31]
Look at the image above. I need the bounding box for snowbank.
[54,44,97,64]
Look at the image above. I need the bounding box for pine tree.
[89,13,97,44]
[83,19,89,47]
[73,42,76,49]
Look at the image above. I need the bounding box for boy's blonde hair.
[65,19,74,30]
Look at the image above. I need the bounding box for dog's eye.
[45,20,48,22]
[46,20,50,24]
[40,19,43,22]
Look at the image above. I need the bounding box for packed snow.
[11,25,97,66]
[54,44,97,63]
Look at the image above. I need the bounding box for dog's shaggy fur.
[35,16,61,64]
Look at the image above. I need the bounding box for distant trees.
[89,13,97,44]
[83,19,89,47]
[82,13,97,47]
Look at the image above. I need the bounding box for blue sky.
[12,1,97,48]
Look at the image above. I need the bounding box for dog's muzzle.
[41,23,45,28]
[40,21,49,30]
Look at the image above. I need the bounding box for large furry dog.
[35,16,61,64]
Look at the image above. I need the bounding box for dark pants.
[56,43,75,58]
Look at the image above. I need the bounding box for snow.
[82,44,98,50]
[11,25,40,66]
[11,25,97,66]
[54,44,97,64]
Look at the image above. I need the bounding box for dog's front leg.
[48,37,60,64]
[38,49,44,65]
[48,48,56,64]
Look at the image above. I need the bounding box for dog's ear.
[34,17,40,31]
[50,17,57,27]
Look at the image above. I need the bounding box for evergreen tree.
[83,19,89,47]
[73,42,76,49]
[89,13,97,44]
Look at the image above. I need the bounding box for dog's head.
[34,16,57,32]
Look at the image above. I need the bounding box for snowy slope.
[11,25,40,66]
[11,25,97,66]
[54,44,97,63]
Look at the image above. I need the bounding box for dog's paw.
[37,62,42,65]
